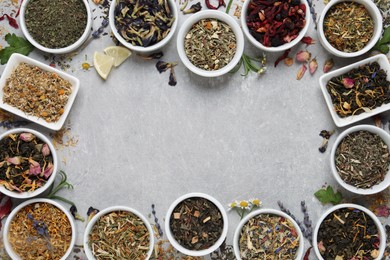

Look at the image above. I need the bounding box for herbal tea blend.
[89,211,150,259]
[170,197,224,250]
[326,61,390,118]
[25,0,87,49]
[3,62,72,123]
[0,132,54,192]
[8,202,72,259]
[323,2,374,53]
[317,207,381,259]
[184,19,236,71]
[239,214,300,259]
[335,130,390,189]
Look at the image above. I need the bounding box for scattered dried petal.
[70,205,85,222]
[341,77,355,89]
[323,58,334,73]
[43,162,54,179]
[296,50,311,62]
[28,158,41,176]
[87,207,100,223]
[284,57,294,66]
[19,132,35,142]
[373,205,390,217]
[7,156,21,165]
[309,58,318,74]
[296,64,307,80]
[318,241,326,253]
[183,2,202,14]
[301,36,316,45]
[42,144,50,156]
[274,49,291,67]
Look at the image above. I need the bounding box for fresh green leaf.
[0,33,34,65]
[314,185,343,205]
[373,27,390,54]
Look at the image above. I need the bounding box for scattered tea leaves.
[0,33,34,64]
[274,49,291,67]
[314,185,343,205]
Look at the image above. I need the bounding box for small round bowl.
[330,125,390,195]
[240,0,310,52]
[317,0,382,58]
[3,198,76,260]
[84,206,154,260]
[233,208,304,260]
[165,192,228,257]
[0,128,58,199]
[176,10,244,77]
[313,203,386,260]
[109,0,178,54]
[19,0,92,54]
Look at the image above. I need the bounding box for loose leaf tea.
[335,130,390,189]
[8,202,72,259]
[326,61,390,118]
[0,132,54,192]
[89,210,150,259]
[3,63,72,123]
[317,207,381,259]
[170,197,224,251]
[25,0,88,49]
[239,214,300,259]
[184,18,236,71]
[323,2,374,53]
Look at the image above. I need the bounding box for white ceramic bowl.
[330,124,390,195]
[320,54,390,128]
[0,128,58,199]
[317,0,382,58]
[177,10,244,77]
[3,198,76,260]
[313,203,386,260]
[240,0,310,52]
[0,53,80,131]
[84,206,154,260]
[165,192,228,257]
[109,0,178,54]
[233,208,304,260]
[19,0,92,54]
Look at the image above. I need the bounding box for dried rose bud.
[342,78,355,89]
[296,64,307,80]
[284,57,294,66]
[323,58,334,73]
[19,133,35,142]
[309,58,318,74]
[318,241,326,253]
[7,156,21,165]
[301,36,316,45]
[42,144,50,156]
[28,158,41,176]
[43,162,54,179]
[296,50,311,62]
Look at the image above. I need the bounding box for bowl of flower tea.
[19,0,92,54]
[3,198,76,260]
[165,192,228,256]
[233,208,304,260]
[240,0,310,52]
[330,125,390,195]
[0,128,58,199]
[317,0,382,58]
[176,10,244,77]
[313,203,386,260]
[84,206,154,260]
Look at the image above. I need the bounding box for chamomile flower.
[250,198,262,207]
[238,200,250,210]
[228,201,238,210]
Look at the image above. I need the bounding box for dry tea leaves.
[170,197,224,251]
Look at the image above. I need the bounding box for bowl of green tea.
[20,0,92,54]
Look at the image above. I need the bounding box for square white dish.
[0,53,80,131]
[320,54,390,128]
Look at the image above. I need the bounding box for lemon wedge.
[93,51,114,80]
[104,46,132,67]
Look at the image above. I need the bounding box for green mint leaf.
[0,33,34,65]
[314,185,343,205]
[379,27,390,44]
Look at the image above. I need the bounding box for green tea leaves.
[314,185,343,205]
[0,33,34,65]
[373,27,390,54]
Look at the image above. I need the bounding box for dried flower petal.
[284,57,294,66]
[28,158,41,176]
[323,58,334,73]
[87,207,100,223]
[70,205,85,222]
[318,241,326,253]
[309,58,318,74]
[296,64,307,80]
[19,132,35,142]
[342,78,355,89]
[301,36,316,45]
[42,144,50,156]
[43,162,54,179]
[7,156,21,165]
[296,50,311,62]
[183,2,202,14]
[373,205,390,217]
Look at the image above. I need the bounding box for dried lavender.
[92,19,109,39]
[151,204,163,237]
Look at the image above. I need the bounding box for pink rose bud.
[342,78,355,89]
[323,58,334,73]
[6,156,21,165]
[42,144,50,157]
[43,162,54,179]
[301,36,316,45]
[309,58,318,74]
[28,158,41,176]
[296,64,307,80]
[19,133,35,142]
[296,50,311,62]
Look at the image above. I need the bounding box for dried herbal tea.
[114,0,175,47]
[0,132,54,192]
[317,207,381,259]
[323,2,374,53]
[3,63,72,123]
[239,214,300,259]
[326,61,390,117]
[89,210,151,259]
[184,19,236,71]
[170,197,224,251]
[335,130,390,189]
[8,202,72,260]
[246,0,306,47]
[25,0,87,49]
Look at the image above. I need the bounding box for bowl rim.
[330,124,390,195]
[83,205,155,260]
[176,10,245,77]
[19,0,92,54]
[232,208,304,260]
[109,0,178,53]
[3,198,76,260]
[317,0,383,58]
[0,127,58,199]
[240,0,310,52]
[312,203,386,260]
[164,192,229,256]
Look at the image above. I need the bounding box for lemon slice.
[93,51,114,80]
[104,46,132,67]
